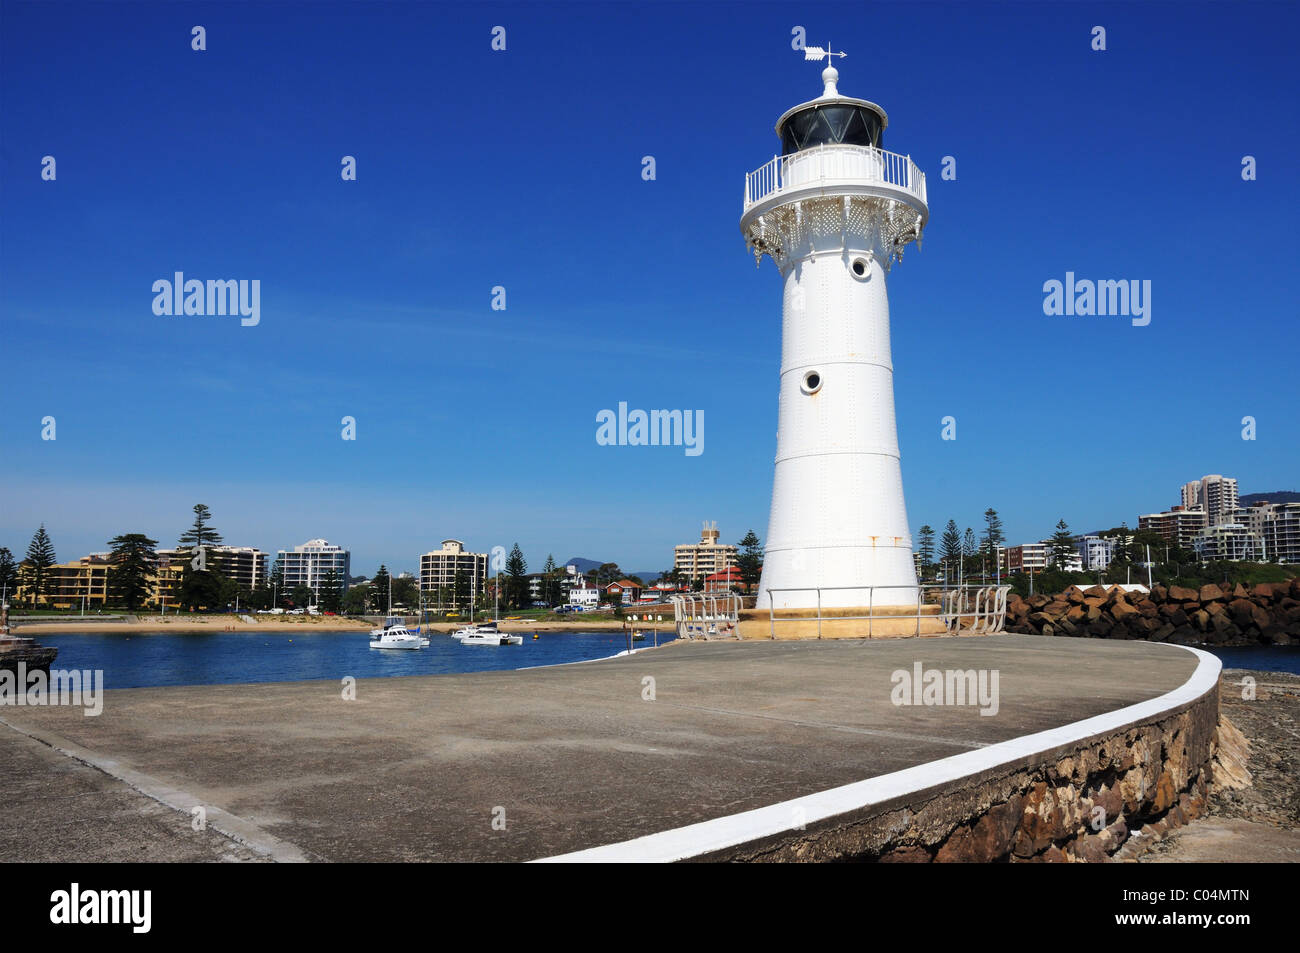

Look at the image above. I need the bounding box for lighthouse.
[741,49,929,619]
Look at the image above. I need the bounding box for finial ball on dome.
[821,65,840,97]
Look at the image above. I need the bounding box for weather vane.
[802,43,847,64]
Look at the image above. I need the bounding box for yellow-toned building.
[17,553,186,609]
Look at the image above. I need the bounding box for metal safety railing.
[669,593,743,639]
[743,144,928,211]
[762,584,1011,640]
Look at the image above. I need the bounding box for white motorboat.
[455,577,523,645]
[372,616,428,646]
[456,622,523,646]
[369,623,424,650]
[460,629,523,646]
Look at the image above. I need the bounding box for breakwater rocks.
[1005,579,1300,646]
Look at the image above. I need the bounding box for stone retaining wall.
[706,669,1219,862]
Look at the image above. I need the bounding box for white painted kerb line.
[533,645,1221,863]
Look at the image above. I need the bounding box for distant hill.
[562,558,661,584]
[1241,491,1300,505]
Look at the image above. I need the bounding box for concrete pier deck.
[0,636,1204,862]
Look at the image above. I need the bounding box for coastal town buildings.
[418,539,487,608]
[673,522,738,584]
[277,539,350,600]
[604,579,643,604]
[526,564,594,604]
[1000,543,1049,575]
[1076,535,1118,571]
[568,584,600,607]
[1180,474,1240,526]
[1233,501,1300,563]
[1055,551,1084,573]
[1138,507,1208,550]
[16,551,186,610]
[999,542,1082,574]
[703,567,746,592]
[1193,523,1263,562]
[158,545,269,592]
[23,555,112,609]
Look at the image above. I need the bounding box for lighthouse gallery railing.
[744,144,928,212]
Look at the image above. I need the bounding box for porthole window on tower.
[801,370,823,395]
[851,256,870,279]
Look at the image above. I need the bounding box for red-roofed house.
[604,579,643,604]
[703,567,747,593]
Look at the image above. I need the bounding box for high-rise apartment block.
[674,522,738,584]
[278,539,350,597]
[419,539,488,608]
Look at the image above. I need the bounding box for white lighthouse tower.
[741,49,929,620]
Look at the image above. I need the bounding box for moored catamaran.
[368,579,430,650]
[453,574,522,646]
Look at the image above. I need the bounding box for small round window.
[801,370,823,395]
[851,256,870,279]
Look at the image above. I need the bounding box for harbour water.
[1202,644,1300,675]
[34,630,676,689]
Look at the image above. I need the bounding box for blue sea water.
[35,629,675,689]
[1201,644,1300,676]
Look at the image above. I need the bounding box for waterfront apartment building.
[1179,474,1239,526]
[673,522,739,585]
[999,542,1082,574]
[527,565,591,604]
[568,585,600,607]
[419,539,487,609]
[157,545,269,593]
[18,552,186,610]
[22,554,112,609]
[1232,501,1300,563]
[277,539,350,600]
[1076,535,1118,571]
[1000,543,1049,575]
[1193,523,1263,562]
[1138,507,1208,550]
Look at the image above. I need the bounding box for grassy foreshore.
[10,613,651,634]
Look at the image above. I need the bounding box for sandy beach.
[9,614,659,635]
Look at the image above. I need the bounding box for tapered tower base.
[736,605,949,640]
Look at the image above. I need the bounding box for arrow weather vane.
[803,43,847,64]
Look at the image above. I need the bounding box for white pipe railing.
[668,585,1010,640]
[761,584,1011,639]
[744,144,927,211]
[669,592,742,639]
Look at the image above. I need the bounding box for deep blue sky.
[2,1,1296,576]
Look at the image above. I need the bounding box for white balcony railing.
[744,144,928,212]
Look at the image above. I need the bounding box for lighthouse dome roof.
[774,70,888,157]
